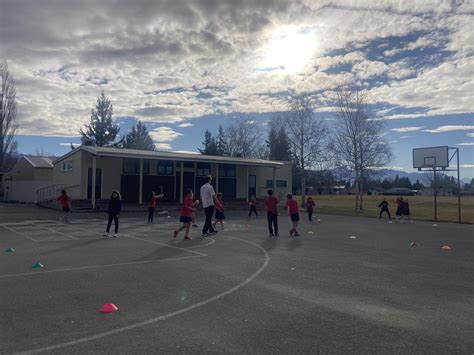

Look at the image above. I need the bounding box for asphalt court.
[0,212,473,354]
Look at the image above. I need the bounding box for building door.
[120,175,139,202]
[87,168,102,199]
[248,174,256,199]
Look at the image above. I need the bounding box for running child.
[213,193,225,230]
[147,191,164,223]
[264,189,279,237]
[306,196,315,221]
[57,189,71,223]
[378,198,392,221]
[394,196,405,223]
[285,194,300,237]
[174,188,197,240]
[104,190,121,238]
[248,195,258,217]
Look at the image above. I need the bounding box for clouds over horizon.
[0,0,472,144]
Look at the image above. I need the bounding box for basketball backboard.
[413,146,449,169]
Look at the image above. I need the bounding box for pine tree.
[122,121,155,151]
[216,125,228,156]
[198,129,218,155]
[80,92,121,147]
[266,123,292,161]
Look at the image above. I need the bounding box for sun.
[259,26,318,73]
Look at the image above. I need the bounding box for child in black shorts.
[285,194,300,237]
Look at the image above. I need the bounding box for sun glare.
[259,26,318,73]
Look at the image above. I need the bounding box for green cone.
[32,262,44,269]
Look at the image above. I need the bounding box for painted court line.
[0,224,38,242]
[28,222,79,240]
[48,221,207,257]
[17,236,270,354]
[0,254,205,279]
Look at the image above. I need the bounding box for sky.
[1,0,473,177]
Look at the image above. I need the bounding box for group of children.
[57,184,415,241]
[378,196,412,223]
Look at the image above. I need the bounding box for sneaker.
[192,224,198,228]
[201,233,210,237]
[275,233,279,237]
[211,230,218,234]
[294,232,300,237]
[113,234,118,238]
[289,230,294,237]
[173,230,178,239]
[103,232,109,237]
[184,236,192,240]
[269,233,274,237]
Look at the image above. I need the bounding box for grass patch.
[294,195,474,224]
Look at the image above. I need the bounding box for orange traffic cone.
[100,303,119,313]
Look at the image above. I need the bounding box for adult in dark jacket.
[104,190,122,238]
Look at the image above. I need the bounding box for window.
[157,160,173,175]
[197,163,211,176]
[218,164,236,177]
[266,180,273,188]
[122,159,149,174]
[183,161,194,168]
[276,180,287,188]
[62,161,73,171]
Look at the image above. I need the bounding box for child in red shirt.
[147,191,164,223]
[264,189,279,237]
[57,189,71,223]
[285,194,300,237]
[174,189,198,240]
[213,193,225,230]
[248,195,258,217]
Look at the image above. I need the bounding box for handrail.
[36,184,80,205]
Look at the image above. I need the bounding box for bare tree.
[0,60,19,172]
[278,95,328,206]
[330,88,392,211]
[226,117,263,158]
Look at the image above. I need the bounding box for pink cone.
[100,303,119,313]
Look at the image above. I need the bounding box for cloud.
[399,135,412,139]
[149,127,183,142]
[173,150,199,154]
[1,0,472,138]
[390,126,425,133]
[178,123,193,128]
[155,143,172,150]
[422,125,474,133]
[456,142,474,146]
[466,133,474,138]
[59,143,80,147]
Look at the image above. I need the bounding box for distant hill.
[380,169,471,185]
